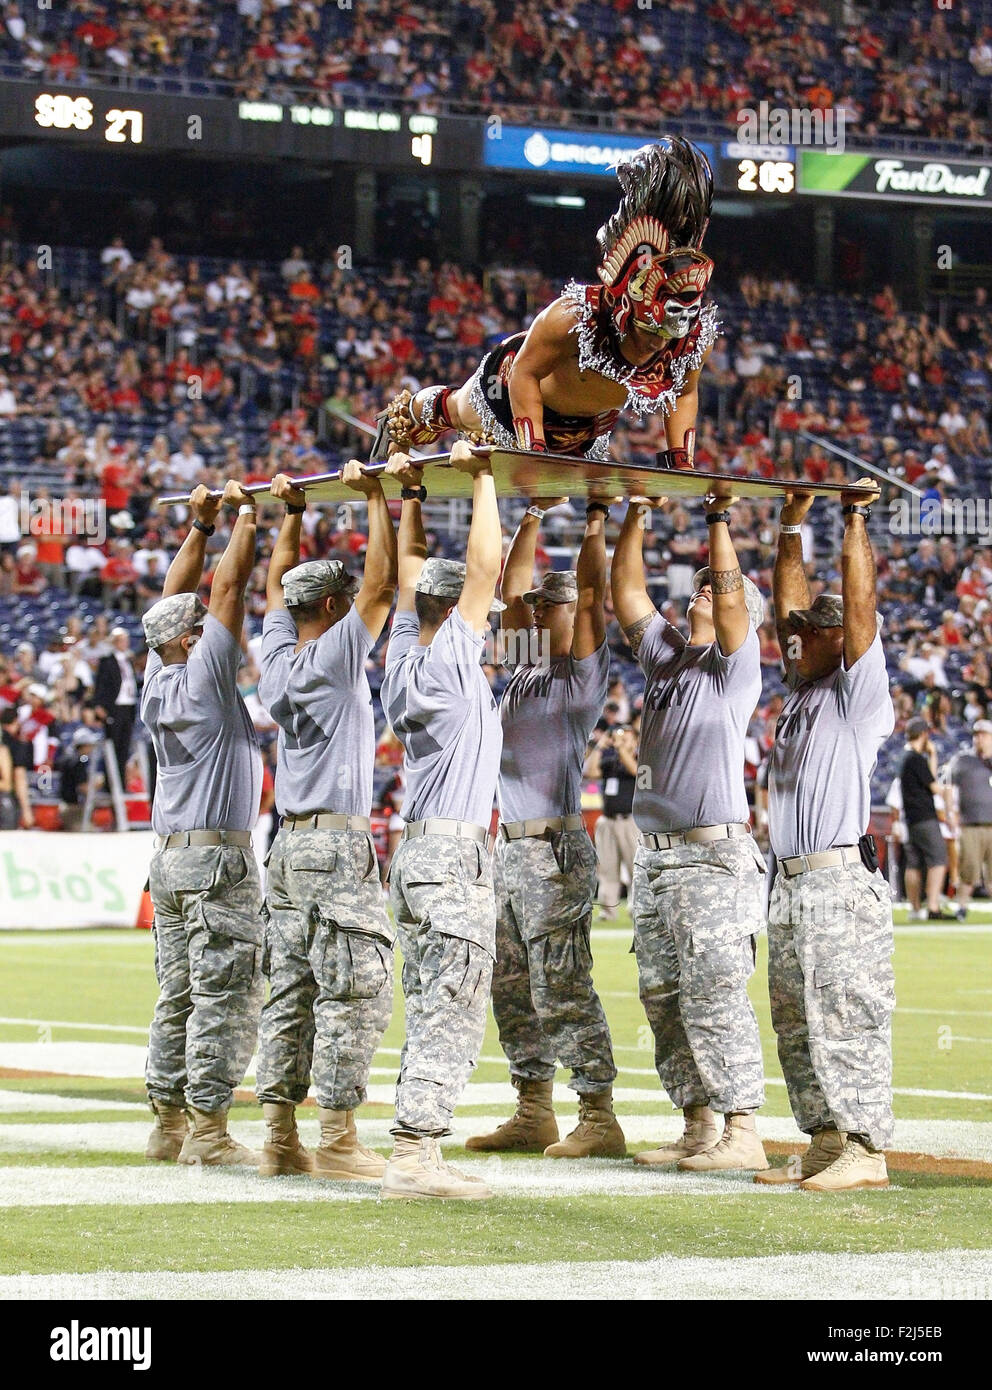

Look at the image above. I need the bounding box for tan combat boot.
[543,1088,627,1159]
[312,1108,386,1181]
[466,1078,559,1153]
[754,1127,845,1185]
[177,1106,261,1166]
[381,1133,492,1201]
[145,1100,189,1162]
[677,1112,769,1172]
[800,1136,889,1191]
[634,1105,719,1166]
[260,1101,314,1177]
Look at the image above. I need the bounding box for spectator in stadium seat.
[0,704,33,828]
[57,727,102,832]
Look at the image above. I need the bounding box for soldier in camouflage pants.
[256,827,393,1111]
[631,836,766,1116]
[767,862,895,1150]
[389,835,495,1137]
[146,843,264,1113]
[492,828,615,1093]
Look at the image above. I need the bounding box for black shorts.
[905,818,948,871]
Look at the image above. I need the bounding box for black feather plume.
[597,137,714,257]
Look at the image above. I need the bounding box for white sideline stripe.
[896,1008,991,1017]
[0,1161,766,1207]
[0,1016,149,1036]
[0,1091,145,1114]
[2,1040,992,1104]
[3,1114,992,1162]
[1,1251,989,1301]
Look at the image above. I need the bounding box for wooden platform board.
[157,446,877,507]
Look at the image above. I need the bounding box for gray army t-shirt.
[945,750,992,824]
[634,614,761,833]
[258,604,375,817]
[141,613,261,835]
[381,607,502,828]
[498,642,609,821]
[768,631,894,859]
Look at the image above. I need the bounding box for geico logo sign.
[34,93,94,131]
[873,159,991,198]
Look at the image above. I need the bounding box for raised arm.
[208,479,258,640]
[500,496,562,636]
[265,472,307,612]
[506,297,581,450]
[704,490,749,657]
[451,442,501,633]
[342,460,398,641]
[573,495,610,659]
[387,452,427,614]
[611,499,661,656]
[162,485,222,598]
[773,488,815,667]
[840,476,882,668]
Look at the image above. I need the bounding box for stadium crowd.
[1,0,991,151]
[0,229,990,909]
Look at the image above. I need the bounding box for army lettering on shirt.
[381,607,502,828]
[141,614,261,835]
[498,642,609,821]
[634,614,761,833]
[768,631,894,859]
[258,605,375,818]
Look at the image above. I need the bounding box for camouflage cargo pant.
[146,843,264,1113]
[492,828,616,1094]
[255,827,394,1111]
[389,834,495,1137]
[631,836,766,1113]
[768,862,895,1149]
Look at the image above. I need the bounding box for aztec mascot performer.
[371,136,716,471]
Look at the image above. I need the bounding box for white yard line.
[2,1038,991,1105]
[0,1160,768,1207]
[1,1251,988,1301]
[0,1017,149,1036]
[0,1091,145,1115]
[3,1115,992,1163]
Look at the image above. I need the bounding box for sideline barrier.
[0,830,157,930]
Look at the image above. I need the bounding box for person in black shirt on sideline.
[585,712,640,919]
[900,717,953,921]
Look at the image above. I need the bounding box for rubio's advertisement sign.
[800,150,992,206]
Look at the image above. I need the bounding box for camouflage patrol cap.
[142,593,208,649]
[522,570,579,605]
[692,567,766,631]
[415,557,506,612]
[786,593,844,629]
[282,559,360,608]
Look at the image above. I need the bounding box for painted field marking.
[0,1161,765,1207]
[3,1115,991,1163]
[1,1251,989,1301]
[0,1017,149,1036]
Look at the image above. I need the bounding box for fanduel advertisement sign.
[483,125,714,177]
[800,150,992,205]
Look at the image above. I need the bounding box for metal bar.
[797,432,923,498]
[154,447,485,506]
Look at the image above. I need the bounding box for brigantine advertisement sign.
[799,149,992,206]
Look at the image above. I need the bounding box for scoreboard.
[5,82,987,207]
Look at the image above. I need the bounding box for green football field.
[1,912,990,1300]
